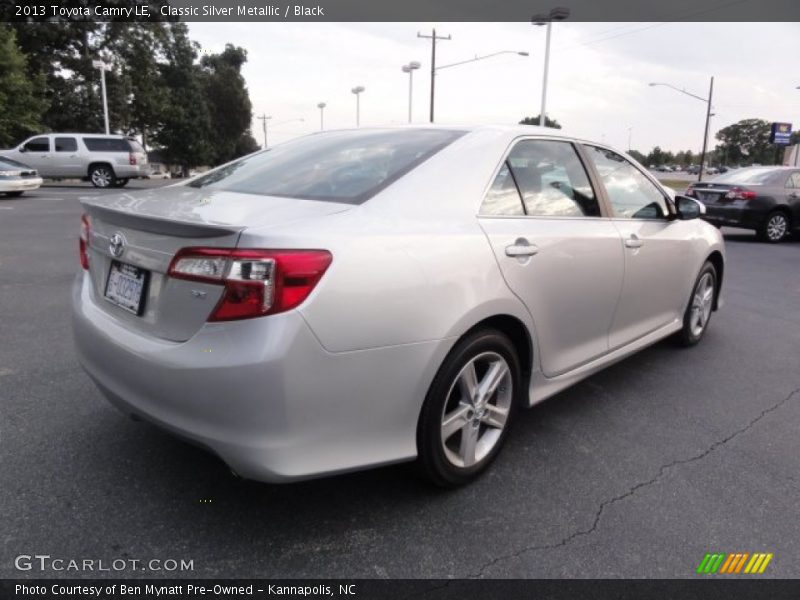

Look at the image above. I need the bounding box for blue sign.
[770,122,792,145]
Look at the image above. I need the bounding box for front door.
[583,145,696,349]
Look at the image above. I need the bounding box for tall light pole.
[92,60,111,134]
[649,77,715,182]
[417,29,451,123]
[351,86,365,127]
[427,50,529,123]
[317,102,326,131]
[401,61,421,123]
[257,113,272,149]
[531,7,570,127]
[628,127,633,152]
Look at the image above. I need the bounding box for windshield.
[712,168,780,185]
[188,128,465,204]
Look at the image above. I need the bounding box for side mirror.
[675,195,706,220]
[18,146,27,153]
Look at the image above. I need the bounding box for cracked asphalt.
[1,184,799,579]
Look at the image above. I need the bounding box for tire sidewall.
[761,211,789,243]
[418,329,522,487]
[680,262,717,346]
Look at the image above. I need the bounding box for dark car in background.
[687,166,800,242]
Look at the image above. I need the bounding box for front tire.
[417,328,521,487]
[759,211,789,243]
[677,262,717,347]
[89,165,116,188]
[5,191,24,197]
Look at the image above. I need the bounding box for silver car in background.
[0,157,42,197]
[72,126,725,487]
[2,133,149,188]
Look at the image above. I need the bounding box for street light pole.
[628,127,633,152]
[351,86,365,127]
[649,77,714,182]
[401,62,421,123]
[417,29,451,123]
[92,60,111,134]
[317,102,326,131]
[532,7,570,128]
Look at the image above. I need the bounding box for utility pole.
[257,113,271,149]
[92,60,111,134]
[698,76,714,182]
[417,29,451,123]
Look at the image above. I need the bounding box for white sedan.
[72,125,725,487]
[0,157,42,196]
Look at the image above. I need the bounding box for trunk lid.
[81,185,351,341]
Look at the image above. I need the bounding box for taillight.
[79,214,91,270]
[129,153,137,165]
[167,248,332,321]
[725,187,756,200]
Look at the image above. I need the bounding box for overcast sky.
[188,22,800,154]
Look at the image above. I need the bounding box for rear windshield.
[83,138,133,152]
[0,157,32,169]
[188,128,465,204]
[712,168,780,185]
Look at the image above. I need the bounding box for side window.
[786,172,800,188]
[55,137,78,152]
[480,163,524,216]
[586,145,669,219]
[23,137,50,152]
[83,138,131,152]
[507,140,600,217]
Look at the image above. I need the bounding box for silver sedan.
[72,126,725,486]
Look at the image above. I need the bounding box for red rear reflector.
[168,248,332,321]
[129,153,137,165]
[79,214,91,270]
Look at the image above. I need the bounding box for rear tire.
[676,261,717,347]
[758,210,789,243]
[417,328,521,488]
[89,165,116,188]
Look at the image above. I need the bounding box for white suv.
[2,134,150,188]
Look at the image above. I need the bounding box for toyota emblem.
[109,233,126,258]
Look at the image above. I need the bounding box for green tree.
[519,114,562,129]
[628,149,647,164]
[0,26,46,146]
[154,23,212,173]
[200,44,256,164]
[715,118,775,166]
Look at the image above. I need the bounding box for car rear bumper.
[114,165,151,179]
[702,205,764,229]
[72,274,446,482]
[0,177,42,192]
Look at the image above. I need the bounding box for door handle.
[624,234,643,249]
[505,238,539,257]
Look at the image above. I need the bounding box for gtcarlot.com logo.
[14,554,194,573]
[697,552,773,574]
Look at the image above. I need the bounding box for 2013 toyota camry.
[72,126,725,486]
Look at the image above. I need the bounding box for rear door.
[52,136,81,176]
[478,138,624,377]
[584,145,696,349]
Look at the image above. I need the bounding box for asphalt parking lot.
[1,182,799,579]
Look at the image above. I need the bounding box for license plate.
[104,261,148,315]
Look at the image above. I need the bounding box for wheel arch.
[706,250,724,310]
[456,314,534,407]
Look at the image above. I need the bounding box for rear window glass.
[712,168,780,185]
[188,128,465,204]
[83,138,132,152]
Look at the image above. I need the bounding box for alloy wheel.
[440,351,513,468]
[690,272,714,338]
[91,168,112,188]
[766,214,788,242]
